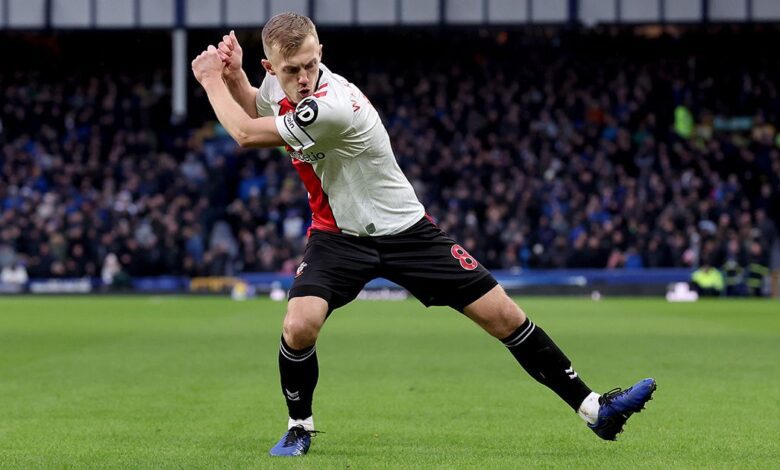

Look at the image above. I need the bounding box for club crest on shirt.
[295,262,308,278]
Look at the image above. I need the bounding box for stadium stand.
[1,27,779,295]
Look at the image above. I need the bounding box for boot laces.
[600,387,629,405]
[284,425,322,446]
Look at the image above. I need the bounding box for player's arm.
[216,31,259,118]
[193,46,285,148]
[276,95,353,152]
[223,68,258,118]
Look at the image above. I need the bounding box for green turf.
[0,296,778,469]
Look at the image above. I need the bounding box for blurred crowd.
[1,27,779,296]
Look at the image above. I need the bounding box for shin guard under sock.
[279,336,319,420]
[502,318,592,410]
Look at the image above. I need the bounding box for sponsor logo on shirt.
[290,151,327,163]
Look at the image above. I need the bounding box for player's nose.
[298,73,309,85]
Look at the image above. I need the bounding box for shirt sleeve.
[255,74,273,118]
[275,95,352,151]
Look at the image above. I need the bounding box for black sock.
[279,336,319,420]
[502,318,592,410]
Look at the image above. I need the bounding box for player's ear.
[261,59,275,75]
[318,44,323,59]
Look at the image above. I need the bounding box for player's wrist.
[222,67,243,81]
[200,73,225,90]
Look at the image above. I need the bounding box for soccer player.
[191,12,656,457]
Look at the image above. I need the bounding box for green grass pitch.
[1,296,778,468]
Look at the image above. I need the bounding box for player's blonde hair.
[262,12,319,59]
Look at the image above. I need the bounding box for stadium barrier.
[0,269,693,297]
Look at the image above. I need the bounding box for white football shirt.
[255,64,425,236]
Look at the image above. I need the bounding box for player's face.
[263,35,322,104]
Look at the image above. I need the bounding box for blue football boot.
[588,378,657,440]
[269,425,318,457]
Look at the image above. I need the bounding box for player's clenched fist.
[191,45,224,84]
[217,30,243,76]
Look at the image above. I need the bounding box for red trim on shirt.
[278,97,295,115]
[292,159,341,235]
[278,96,340,234]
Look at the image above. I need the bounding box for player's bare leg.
[461,284,526,338]
[463,285,656,440]
[283,296,328,349]
[270,296,328,456]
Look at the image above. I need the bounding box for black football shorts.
[288,217,498,312]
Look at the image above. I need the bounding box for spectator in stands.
[1,28,779,283]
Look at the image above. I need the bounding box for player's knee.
[282,315,320,349]
[491,297,527,339]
